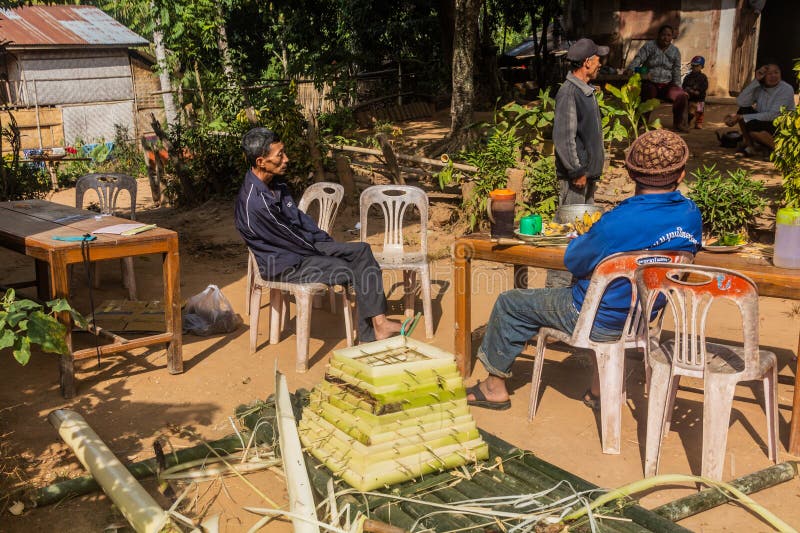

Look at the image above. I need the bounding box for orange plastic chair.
[246,182,353,372]
[527,250,693,454]
[635,264,778,480]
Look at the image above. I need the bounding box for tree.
[443,0,480,151]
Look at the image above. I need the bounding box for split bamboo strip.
[275,370,320,533]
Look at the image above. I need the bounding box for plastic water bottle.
[774,208,800,269]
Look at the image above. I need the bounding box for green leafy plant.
[597,91,629,149]
[436,127,521,230]
[1,289,85,365]
[771,58,800,207]
[687,165,766,238]
[604,74,661,144]
[493,88,555,148]
[519,155,558,221]
[0,111,50,201]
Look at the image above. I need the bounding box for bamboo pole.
[332,144,478,172]
[30,435,243,507]
[276,370,320,533]
[48,409,173,533]
[652,462,799,523]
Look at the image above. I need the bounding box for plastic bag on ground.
[183,284,242,336]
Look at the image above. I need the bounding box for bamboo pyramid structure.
[299,336,489,491]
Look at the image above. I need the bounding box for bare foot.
[372,314,402,340]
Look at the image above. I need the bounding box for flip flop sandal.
[466,381,511,411]
[582,389,600,411]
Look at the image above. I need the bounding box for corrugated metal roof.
[0,6,148,48]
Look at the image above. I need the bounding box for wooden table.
[0,200,182,398]
[452,236,800,455]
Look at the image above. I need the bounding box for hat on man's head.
[566,38,610,62]
[625,129,689,187]
[690,56,705,67]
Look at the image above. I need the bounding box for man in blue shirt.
[234,127,400,342]
[467,129,702,410]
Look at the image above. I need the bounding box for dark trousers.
[641,81,688,127]
[275,241,387,342]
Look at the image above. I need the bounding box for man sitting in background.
[725,64,796,156]
[234,127,400,343]
[466,130,702,411]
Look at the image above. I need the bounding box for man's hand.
[755,66,767,82]
[572,175,587,189]
[724,114,740,127]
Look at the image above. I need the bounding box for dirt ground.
[1,102,799,532]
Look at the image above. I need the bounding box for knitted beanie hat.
[625,129,689,187]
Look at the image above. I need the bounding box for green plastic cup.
[520,214,543,235]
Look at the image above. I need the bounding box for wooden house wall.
[129,54,164,138]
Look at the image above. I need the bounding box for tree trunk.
[151,1,178,128]
[447,0,480,146]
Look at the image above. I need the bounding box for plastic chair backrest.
[75,173,138,220]
[359,185,428,256]
[572,250,694,345]
[298,182,344,233]
[635,264,760,375]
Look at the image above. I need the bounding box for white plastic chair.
[359,185,434,338]
[75,173,138,300]
[527,250,694,454]
[245,182,344,315]
[636,264,778,480]
[246,182,354,372]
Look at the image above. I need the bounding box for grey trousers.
[558,178,597,206]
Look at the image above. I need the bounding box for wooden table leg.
[454,242,472,377]
[788,331,800,456]
[163,238,183,374]
[35,259,51,301]
[49,255,74,398]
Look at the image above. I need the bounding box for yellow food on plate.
[573,210,603,235]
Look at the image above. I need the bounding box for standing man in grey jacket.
[553,38,608,207]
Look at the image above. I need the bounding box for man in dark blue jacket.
[467,130,702,410]
[234,127,400,342]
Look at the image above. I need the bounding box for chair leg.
[527,333,549,421]
[644,363,675,477]
[403,270,416,319]
[701,376,738,480]
[596,344,625,455]
[329,287,337,315]
[269,289,283,345]
[342,289,354,347]
[121,257,136,300]
[763,364,779,463]
[245,258,252,316]
[663,375,682,434]
[249,286,262,354]
[295,292,312,373]
[419,265,434,339]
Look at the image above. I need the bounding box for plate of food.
[513,230,571,246]
[702,234,746,253]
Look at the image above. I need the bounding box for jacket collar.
[246,170,285,202]
[566,72,596,96]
